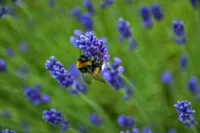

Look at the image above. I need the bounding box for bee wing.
[92,73,107,84]
[82,73,92,85]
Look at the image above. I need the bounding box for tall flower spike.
[2,129,16,133]
[0,59,7,72]
[140,6,153,28]
[45,56,74,88]
[172,19,187,45]
[70,7,82,20]
[117,18,132,39]
[190,0,199,9]
[0,5,8,19]
[100,0,115,9]
[151,4,164,21]
[117,115,135,129]
[75,31,110,61]
[43,108,64,126]
[83,0,95,15]
[174,100,197,128]
[80,13,93,31]
[180,56,188,70]
[102,57,124,90]
[187,76,199,94]
[89,113,103,126]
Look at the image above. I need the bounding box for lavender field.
[0,0,200,133]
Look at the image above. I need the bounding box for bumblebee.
[76,55,106,84]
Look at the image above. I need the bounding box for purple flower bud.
[0,59,7,72]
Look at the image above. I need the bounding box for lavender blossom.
[117,18,132,39]
[174,100,197,128]
[2,129,16,133]
[83,0,95,15]
[151,4,164,21]
[100,0,115,9]
[41,94,51,104]
[172,20,185,37]
[19,42,29,53]
[190,0,199,9]
[140,6,153,28]
[70,7,82,20]
[187,76,199,94]
[73,31,110,61]
[80,13,93,31]
[89,113,102,126]
[21,121,30,133]
[48,0,55,7]
[168,128,176,133]
[78,125,88,133]
[0,59,7,72]
[1,110,11,119]
[24,87,42,106]
[0,5,8,18]
[141,127,152,133]
[120,128,138,133]
[180,56,188,70]
[117,115,135,129]
[102,57,124,90]
[5,48,14,57]
[45,56,74,88]
[161,71,173,85]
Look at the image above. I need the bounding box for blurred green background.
[0,0,200,133]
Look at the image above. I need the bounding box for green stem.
[67,128,80,133]
[79,94,116,133]
[191,125,199,133]
[120,74,150,123]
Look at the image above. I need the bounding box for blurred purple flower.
[100,0,115,9]
[0,5,8,19]
[83,0,95,15]
[140,6,153,28]
[21,121,30,133]
[78,125,88,133]
[5,48,14,57]
[1,110,11,119]
[41,94,51,104]
[2,129,16,133]
[102,57,124,90]
[60,120,69,132]
[141,127,152,133]
[19,42,29,53]
[123,87,133,100]
[80,13,93,31]
[168,128,176,133]
[117,115,135,129]
[117,18,132,39]
[190,0,199,9]
[48,0,55,7]
[180,56,188,70]
[24,87,42,106]
[89,113,102,126]
[161,71,173,85]
[174,100,197,128]
[188,76,199,94]
[0,59,7,72]
[151,4,164,21]
[172,20,185,37]
[70,7,82,20]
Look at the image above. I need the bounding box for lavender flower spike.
[45,56,74,88]
[0,5,8,19]
[117,18,132,39]
[100,0,115,9]
[2,129,16,133]
[83,0,95,15]
[0,59,7,72]
[151,3,164,21]
[102,57,124,90]
[89,113,103,126]
[174,100,197,128]
[75,31,110,61]
[117,115,135,129]
[140,6,153,28]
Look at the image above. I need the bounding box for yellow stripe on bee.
[93,67,100,74]
[76,61,92,68]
